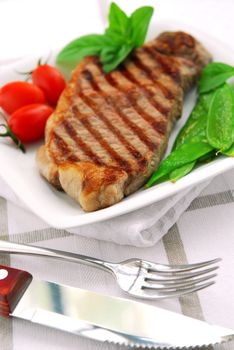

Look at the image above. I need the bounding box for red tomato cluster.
[0,64,66,151]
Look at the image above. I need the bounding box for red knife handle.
[0,265,32,318]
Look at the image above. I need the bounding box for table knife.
[0,264,233,349]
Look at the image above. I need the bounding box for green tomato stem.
[0,124,25,153]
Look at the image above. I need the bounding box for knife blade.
[0,264,233,349]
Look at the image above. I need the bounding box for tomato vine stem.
[0,123,25,153]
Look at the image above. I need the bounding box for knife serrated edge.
[108,333,234,349]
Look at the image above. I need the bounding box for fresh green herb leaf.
[108,2,129,37]
[207,83,234,151]
[199,62,234,93]
[129,6,154,47]
[102,44,133,73]
[56,3,154,73]
[56,34,107,65]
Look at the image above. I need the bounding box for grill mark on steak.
[130,52,175,100]
[133,48,181,96]
[51,132,79,163]
[71,104,133,173]
[117,65,171,117]
[105,94,158,152]
[91,60,171,121]
[144,47,181,83]
[95,59,172,113]
[82,69,100,90]
[62,120,104,165]
[79,90,143,161]
[105,73,167,137]
[80,68,158,152]
[106,74,166,135]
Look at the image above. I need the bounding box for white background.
[0,0,234,63]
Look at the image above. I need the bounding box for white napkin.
[0,175,210,247]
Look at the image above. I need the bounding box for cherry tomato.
[0,81,46,114]
[32,64,66,105]
[8,104,53,143]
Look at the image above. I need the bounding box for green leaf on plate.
[199,62,234,93]
[207,83,234,151]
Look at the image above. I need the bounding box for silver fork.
[0,240,220,300]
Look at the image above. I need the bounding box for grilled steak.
[36,31,211,211]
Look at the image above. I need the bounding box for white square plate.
[0,20,234,228]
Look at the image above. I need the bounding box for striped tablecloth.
[1,168,234,350]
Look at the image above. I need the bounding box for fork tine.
[146,265,219,281]
[146,258,221,273]
[144,273,217,288]
[143,273,217,290]
[140,281,215,300]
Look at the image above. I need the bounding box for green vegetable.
[168,93,213,182]
[146,136,213,187]
[129,6,154,47]
[222,143,234,157]
[169,162,196,183]
[207,83,234,152]
[56,3,154,73]
[100,44,133,73]
[56,34,111,69]
[173,92,214,149]
[197,150,217,163]
[199,62,234,93]
[107,2,129,37]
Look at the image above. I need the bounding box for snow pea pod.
[222,143,234,157]
[207,83,234,152]
[169,161,196,183]
[169,149,217,183]
[146,136,213,187]
[168,93,214,183]
[173,92,214,149]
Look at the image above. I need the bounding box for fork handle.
[0,240,116,274]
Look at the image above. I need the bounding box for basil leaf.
[108,2,129,37]
[102,44,133,73]
[207,83,234,151]
[105,29,127,46]
[100,46,116,63]
[56,34,107,65]
[56,2,154,73]
[199,62,234,93]
[130,6,154,47]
